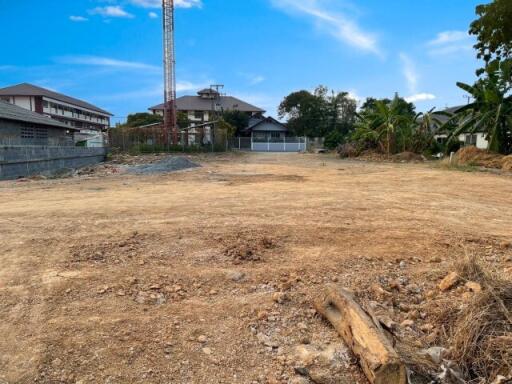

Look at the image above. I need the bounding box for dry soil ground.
[0,153,511,384]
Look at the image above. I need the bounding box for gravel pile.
[126,156,200,175]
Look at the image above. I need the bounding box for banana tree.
[448,61,512,154]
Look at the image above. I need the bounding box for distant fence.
[228,136,307,152]
[109,126,230,153]
[0,145,107,180]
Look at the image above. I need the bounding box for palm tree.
[447,61,512,154]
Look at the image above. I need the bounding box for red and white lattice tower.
[162,0,178,145]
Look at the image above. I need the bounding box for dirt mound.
[393,151,425,162]
[127,156,199,174]
[221,232,278,263]
[457,146,505,169]
[69,231,150,264]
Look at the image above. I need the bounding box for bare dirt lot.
[1,152,511,384]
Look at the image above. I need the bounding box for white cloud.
[95,80,209,101]
[69,15,88,22]
[405,93,436,103]
[427,30,474,56]
[148,11,158,18]
[428,30,469,46]
[270,0,380,55]
[57,56,160,71]
[89,6,134,18]
[129,0,202,9]
[399,53,417,94]
[239,72,266,85]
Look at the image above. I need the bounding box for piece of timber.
[315,285,407,384]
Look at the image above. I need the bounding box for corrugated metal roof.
[0,100,77,130]
[0,83,112,116]
[149,95,265,113]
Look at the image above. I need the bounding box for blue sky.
[0,0,484,124]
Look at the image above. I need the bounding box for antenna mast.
[162,0,178,145]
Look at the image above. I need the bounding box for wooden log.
[315,285,407,384]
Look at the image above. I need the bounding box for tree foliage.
[125,113,162,128]
[470,0,512,70]
[278,86,357,147]
[446,62,512,154]
[350,94,441,156]
[446,0,512,154]
[221,110,250,135]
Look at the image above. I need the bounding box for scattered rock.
[202,347,212,355]
[499,241,511,250]
[420,346,447,364]
[465,281,482,293]
[401,319,414,328]
[272,292,289,304]
[226,271,246,282]
[438,272,460,291]
[197,335,208,343]
[256,333,278,348]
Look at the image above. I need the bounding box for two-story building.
[148,88,264,145]
[0,83,112,147]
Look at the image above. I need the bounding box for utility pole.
[162,0,178,146]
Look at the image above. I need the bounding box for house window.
[465,134,477,146]
[21,126,35,139]
[35,127,48,139]
[271,132,281,138]
[1,96,10,103]
[42,100,49,108]
[194,111,203,119]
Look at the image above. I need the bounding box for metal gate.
[230,137,307,152]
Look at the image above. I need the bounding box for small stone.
[257,310,268,320]
[438,272,459,291]
[421,346,446,364]
[401,319,414,328]
[116,289,126,296]
[297,322,308,331]
[499,241,511,250]
[202,347,212,355]
[272,292,288,304]
[197,335,208,343]
[399,261,407,269]
[465,281,482,293]
[430,256,442,263]
[226,271,246,282]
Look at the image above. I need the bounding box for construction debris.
[315,285,407,384]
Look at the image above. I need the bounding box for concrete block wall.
[0,146,107,180]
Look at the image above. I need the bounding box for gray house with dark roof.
[0,100,77,146]
[149,88,265,121]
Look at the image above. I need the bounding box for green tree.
[278,86,356,144]
[222,110,250,135]
[125,113,162,127]
[470,0,512,73]
[278,88,328,137]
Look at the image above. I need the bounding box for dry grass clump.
[447,255,512,381]
[456,146,511,171]
[502,155,512,172]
